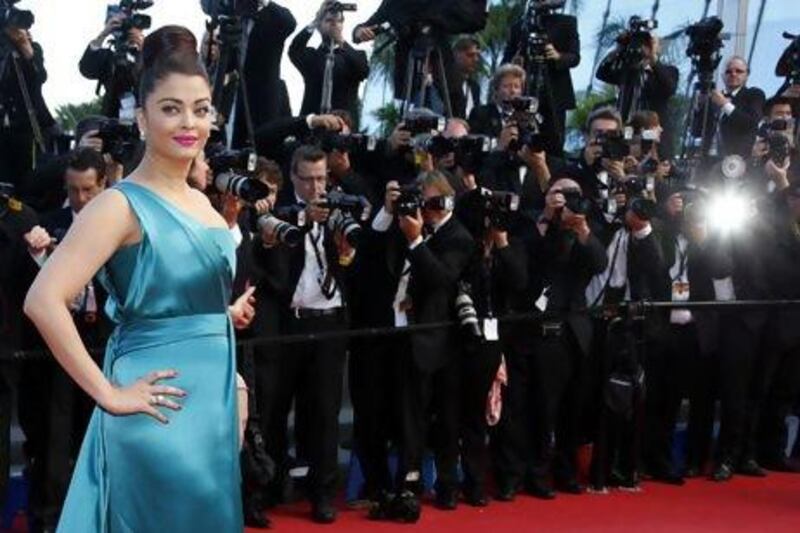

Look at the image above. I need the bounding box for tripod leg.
[401,50,418,117]
[434,48,454,118]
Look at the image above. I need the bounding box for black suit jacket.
[718,86,766,158]
[0,42,55,134]
[449,75,481,120]
[468,103,503,138]
[288,28,369,120]
[502,14,580,111]
[596,51,679,121]
[528,224,608,356]
[78,45,136,118]
[234,2,297,147]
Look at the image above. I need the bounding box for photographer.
[712,56,766,158]
[453,187,528,507]
[367,171,473,521]
[78,5,147,120]
[449,37,482,120]
[254,110,347,166]
[564,106,629,207]
[289,1,369,121]
[0,13,56,188]
[353,0,488,114]
[520,178,607,498]
[469,64,524,138]
[502,0,580,154]
[253,145,357,524]
[17,148,111,531]
[750,96,799,191]
[596,26,678,148]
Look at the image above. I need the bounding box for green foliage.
[479,0,524,74]
[371,101,402,138]
[54,97,103,133]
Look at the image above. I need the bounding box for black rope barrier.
[5,300,800,362]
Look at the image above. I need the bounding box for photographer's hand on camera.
[541,187,566,231]
[497,123,519,152]
[92,13,126,47]
[388,123,412,153]
[309,113,346,132]
[710,89,732,110]
[488,226,509,249]
[384,180,401,215]
[78,129,103,152]
[665,193,684,219]
[543,43,561,63]
[307,199,331,224]
[562,208,591,244]
[602,158,627,180]
[765,157,791,190]
[353,25,377,44]
[399,209,424,245]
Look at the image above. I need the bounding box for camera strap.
[10,51,46,156]
[590,227,627,308]
[309,223,338,300]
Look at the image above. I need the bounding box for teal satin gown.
[57,181,243,532]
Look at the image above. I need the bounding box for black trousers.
[490,341,535,491]
[530,329,585,484]
[716,313,764,465]
[272,312,347,501]
[397,347,461,494]
[348,333,403,499]
[460,339,502,493]
[750,338,800,465]
[644,322,698,474]
[685,351,716,472]
[0,127,35,189]
[0,361,16,502]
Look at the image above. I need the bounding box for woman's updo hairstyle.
[138,25,209,105]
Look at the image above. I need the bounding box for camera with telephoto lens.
[595,130,631,161]
[686,16,725,90]
[757,119,793,165]
[500,97,546,152]
[455,282,482,339]
[402,111,446,136]
[424,134,493,173]
[256,204,306,248]
[206,145,271,202]
[96,118,140,164]
[318,189,371,247]
[109,0,153,67]
[475,188,520,230]
[561,187,592,216]
[0,0,33,31]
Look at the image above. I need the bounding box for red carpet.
[254,475,800,532]
[9,475,800,531]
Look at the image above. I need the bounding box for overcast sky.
[16,0,799,133]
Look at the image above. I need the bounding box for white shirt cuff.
[305,114,317,129]
[29,250,47,268]
[721,102,736,116]
[409,236,424,250]
[370,207,393,232]
[632,223,653,240]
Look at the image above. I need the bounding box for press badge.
[119,92,137,122]
[483,318,499,342]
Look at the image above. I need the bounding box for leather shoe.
[464,487,489,507]
[555,479,584,494]
[711,462,733,482]
[390,490,421,523]
[434,488,458,510]
[311,500,337,524]
[525,479,556,500]
[650,470,685,486]
[495,482,517,502]
[244,501,272,529]
[367,491,394,521]
[737,459,767,477]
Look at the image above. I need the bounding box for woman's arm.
[24,189,183,423]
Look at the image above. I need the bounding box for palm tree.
[54,98,103,133]
[479,0,524,74]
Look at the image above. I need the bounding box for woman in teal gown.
[24,26,250,532]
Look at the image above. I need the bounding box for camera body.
[758,119,793,165]
[612,176,656,220]
[305,129,377,154]
[501,97,545,152]
[424,134,492,172]
[393,184,453,217]
[206,145,272,202]
[686,16,725,88]
[595,130,631,161]
[561,188,592,216]
[109,0,153,66]
[96,118,140,163]
[616,16,657,70]
[476,188,520,230]
[0,0,33,31]
[403,114,446,136]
